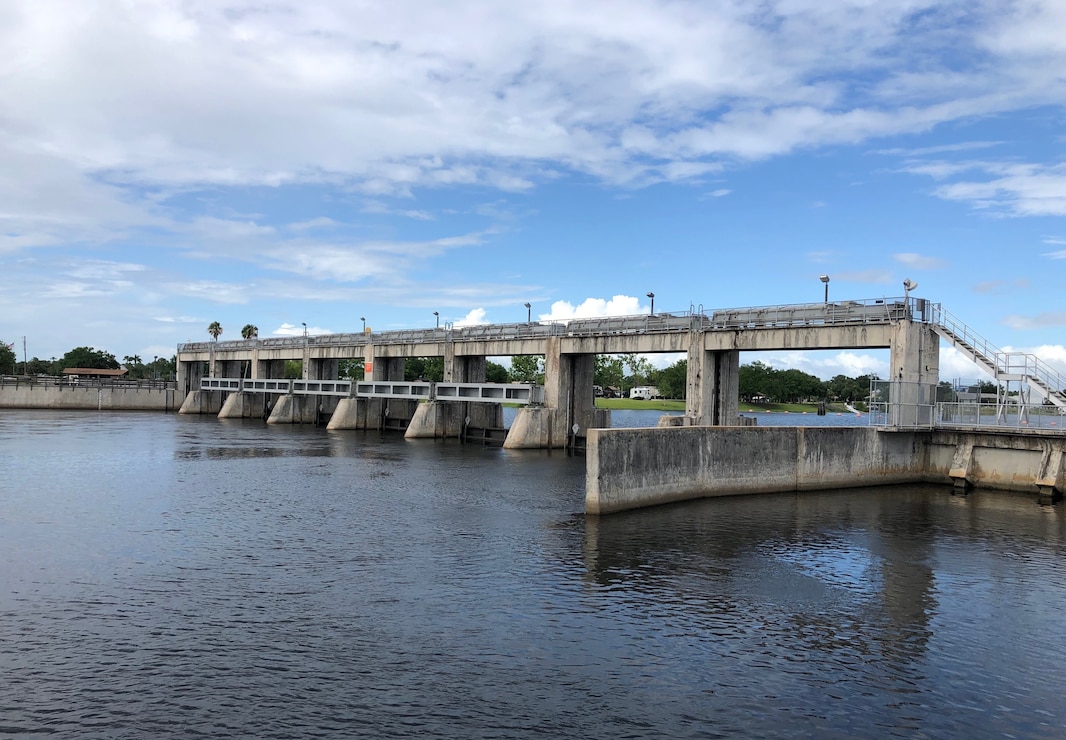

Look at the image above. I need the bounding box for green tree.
[622,354,656,388]
[207,322,223,341]
[739,361,773,401]
[339,358,365,380]
[122,354,147,379]
[594,355,626,390]
[486,361,509,383]
[57,346,119,371]
[143,355,176,380]
[284,360,303,379]
[405,357,444,381]
[656,359,687,399]
[0,341,16,374]
[509,355,544,383]
[936,381,957,402]
[25,357,55,375]
[241,324,258,340]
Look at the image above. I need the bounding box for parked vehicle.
[629,386,660,400]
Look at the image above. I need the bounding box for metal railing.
[176,298,924,355]
[708,297,912,331]
[0,374,176,390]
[929,304,1066,407]
[199,377,544,405]
[867,379,1066,432]
[936,402,1066,431]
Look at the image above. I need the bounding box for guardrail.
[199,378,543,405]
[177,311,703,353]
[177,298,938,355]
[709,297,911,330]
[1,375,176,390]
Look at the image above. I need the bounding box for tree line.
[0,343,176,380]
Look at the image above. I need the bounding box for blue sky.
[2,0,1064,380]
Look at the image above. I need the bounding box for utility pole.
[22,336,27,375]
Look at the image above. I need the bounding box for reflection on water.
[2,410,1066,738]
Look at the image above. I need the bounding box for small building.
[62,367,129,383]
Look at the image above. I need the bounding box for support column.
[177,359,216,414]
[685,336,740,426]
[363,345,415,430]
[177,359,205,397]
[505,338,607,448]
[255,359,287,380]
[889,320,940,426]
[421,350,500,436]
[308,358,339,380]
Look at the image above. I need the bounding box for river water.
[3,409,1066,738]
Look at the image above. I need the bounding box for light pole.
[433,311,439,328]
[524,302,531,323]
[819,275,830,303]
[646,291,655,315]
[360,316,366,333]
[902,279,918,318]
[301,322,308,380]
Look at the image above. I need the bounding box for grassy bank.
[595,398,685,412]
[595,398,855,414]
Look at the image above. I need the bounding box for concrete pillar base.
[326,397,366,430]
[267,394,323,424]
[218,391,270,419]
[405,401,463,439]
[504,407,610,449]
[504,407,558,448]
[178,390,224,415]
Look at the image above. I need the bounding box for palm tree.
[208,322,223,341]
[241,324,258,340]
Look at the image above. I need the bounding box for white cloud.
[902,160,1066,217]
[752,350,889,381]
[453,308,488,327]
[938,346,992,382]
[543,294,647,321]
[273,322,331,337]
[3,0,1066,254]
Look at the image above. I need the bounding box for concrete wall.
[586,426,1066,515]
[0,384,179,411]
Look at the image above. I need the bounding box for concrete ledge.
[586,426,1066,515]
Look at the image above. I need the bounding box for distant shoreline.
[595,398,859,414]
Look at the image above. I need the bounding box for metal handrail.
[930,304,1066,403]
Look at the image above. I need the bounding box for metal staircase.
[928,304,1066,410]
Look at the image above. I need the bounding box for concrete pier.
[218,391,271,419]
[178,390,225,415]
[404,401,503,439]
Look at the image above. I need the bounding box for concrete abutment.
[586,426,1066,515]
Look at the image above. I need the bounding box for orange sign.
[364,361,373,375]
